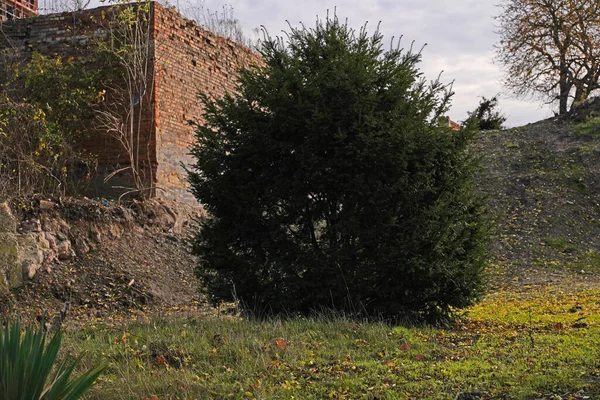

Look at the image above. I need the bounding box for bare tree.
[495,0,600,115]
[96,0,156,199]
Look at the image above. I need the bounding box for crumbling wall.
[0,203,20,294]
[1,0,38,20]
[0,6,147,176]
[152,3,260,203]
[0,2,259,203]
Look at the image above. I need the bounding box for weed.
[577,142,598,155]
[574,116,600,138]
[0,319,105,399]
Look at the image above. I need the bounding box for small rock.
[0,275,8,295]
[74,236,90,255]
[44,233,57,251]
[39,200,56,210]
[17,234,44,265]
[56,240,75,260]
[43,249,56,264]
[8,263,23,289]
[108,224,122,239]
[0,233,19,292]
[20,219,42,233]
[89,228,102,243]
[22,261,39,280]
[0,203,16,233]
[37,235,50,250]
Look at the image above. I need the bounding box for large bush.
[188,16,488,321]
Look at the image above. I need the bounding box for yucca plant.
[0,319,106,400]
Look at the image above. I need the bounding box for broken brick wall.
[151,2,260,203]
[0,2,259,203]
[1,0,38,21]
[0,5,158,197]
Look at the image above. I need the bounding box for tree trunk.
[558,66,570,115]
[573,84,587,106]
[558,85,570,115]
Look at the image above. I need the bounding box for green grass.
[577,142,599,155]
[61,282,600,399]
[544,236,579,254]
[574,116,600,138]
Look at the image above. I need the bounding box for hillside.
[474,98,600,287]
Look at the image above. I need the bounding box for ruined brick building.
[442,116,462,131]
[0,2,258,203]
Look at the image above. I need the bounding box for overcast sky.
[187,0,556,128]
[77,0,555,127]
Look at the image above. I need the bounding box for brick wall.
[0,6,109,56]
[151,3,259,202]
[1,0,38,21]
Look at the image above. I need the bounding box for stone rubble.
[0,202,76,295]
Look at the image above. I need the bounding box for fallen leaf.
[155,355,166,366]
[554,322,563,331]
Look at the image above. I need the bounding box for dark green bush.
[464,95,507,131]
[0,319,105,399]
[188,15,489,321]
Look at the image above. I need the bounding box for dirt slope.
[1,197,205,321]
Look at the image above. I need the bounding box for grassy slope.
[472,107,600,286]
[57,107,600,399]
